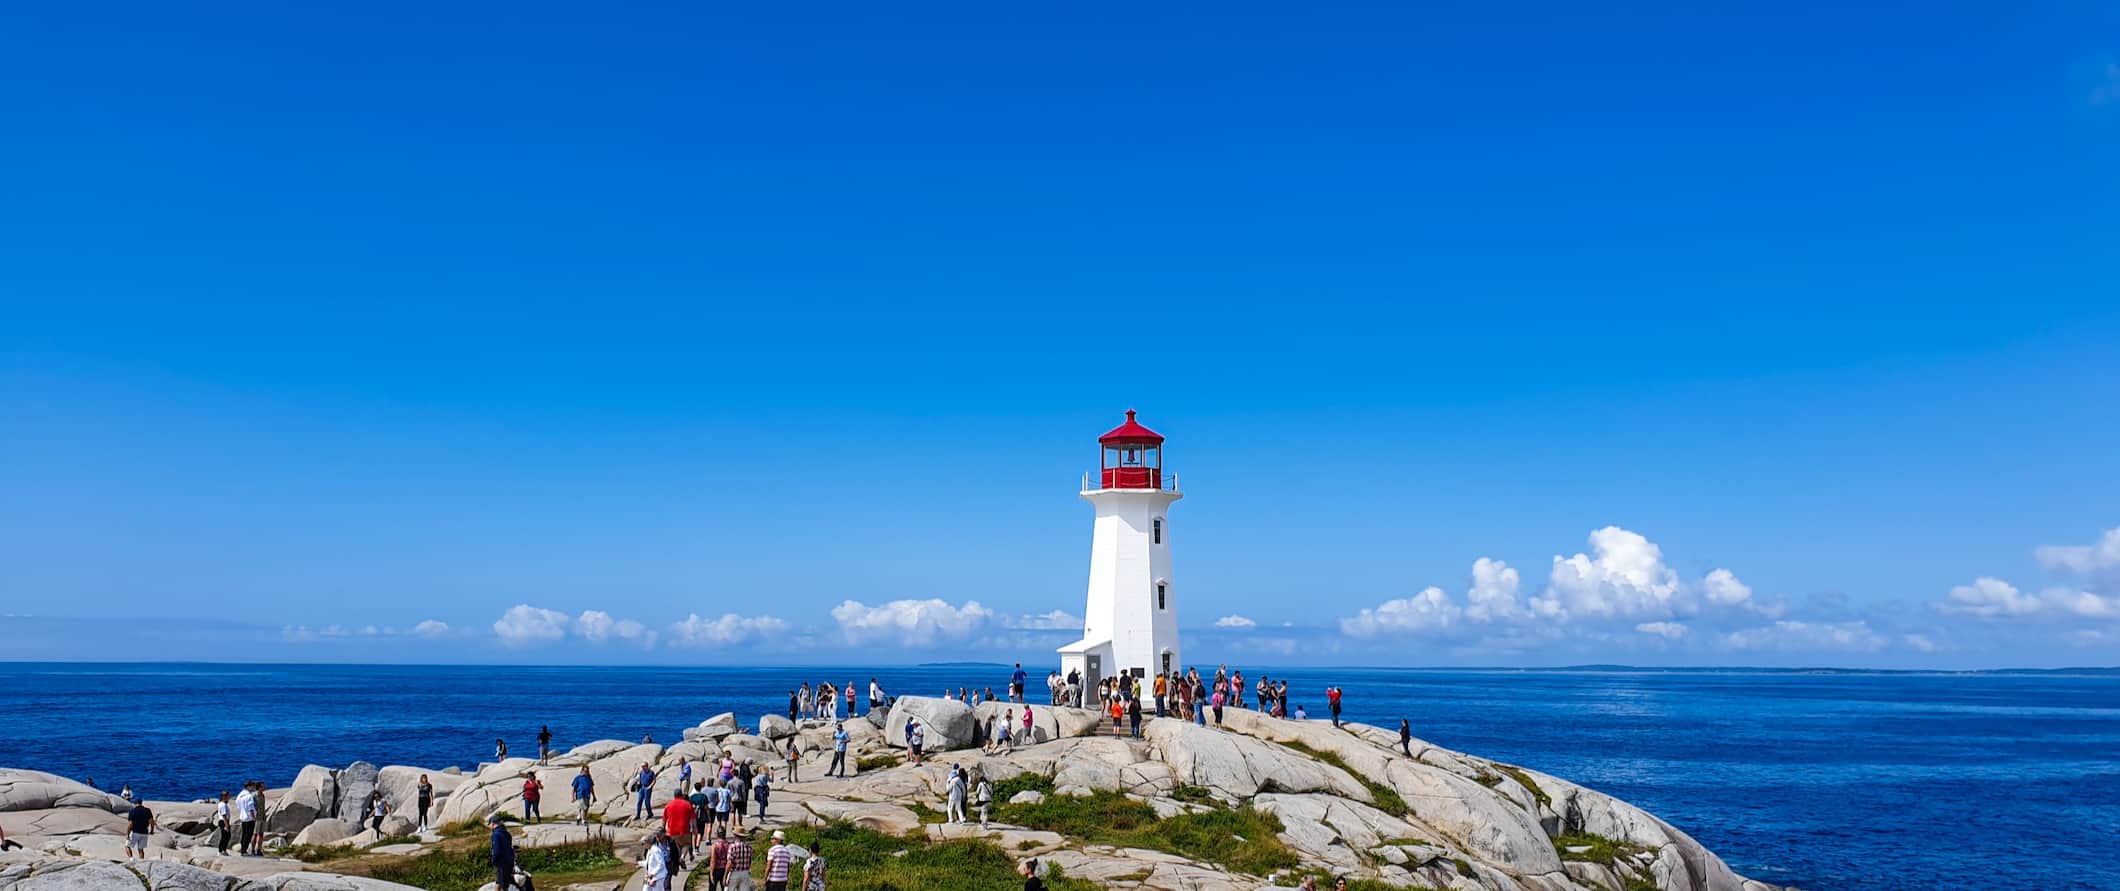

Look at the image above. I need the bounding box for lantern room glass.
[1101,442,1162,489]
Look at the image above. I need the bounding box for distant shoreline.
[1,659,2113,675]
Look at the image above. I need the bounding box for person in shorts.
[125,799,156,858]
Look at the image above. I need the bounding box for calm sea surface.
[2,663,2113,891]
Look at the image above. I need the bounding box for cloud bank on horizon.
[15,523,2115,668]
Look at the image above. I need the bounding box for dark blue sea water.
[2,663,2113,891]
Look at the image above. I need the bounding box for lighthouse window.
[1153,518,1163,544]
[1158,583,1167,610]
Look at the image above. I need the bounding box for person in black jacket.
[488,813,516,891]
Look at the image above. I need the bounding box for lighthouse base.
[1055,636,1113,708]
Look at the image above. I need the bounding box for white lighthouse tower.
[1058,410,1182,697]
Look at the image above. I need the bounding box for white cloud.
[2034,526,2120,577]
[1635,621,1688,640]
[1464,558,1526,623]
[493,605,571,646]
[831,598,994,646]
[575,610,658,647]
[1902,634,1937,653]
[1937,577,2120,620]
[1341,587,1460,637]
[1006,610,1082,631]
[410,620,450,639]
[1214,615,1257,629]
[669,613,787,648]
[1720,620,1885,653]
[1537,527,1684,620]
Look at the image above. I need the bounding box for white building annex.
[1057,410,1181,696]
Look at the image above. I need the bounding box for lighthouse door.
[1083,655,1102,704]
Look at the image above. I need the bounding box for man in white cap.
[762,829,793,891]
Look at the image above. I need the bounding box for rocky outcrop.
[1144,718,1373,802]
[0,771,127,815]
[330,762,379,825]
[682,712,741,742]
[267,765,338,834]
[970,702,1104,744]
[757,713,797,740]
[884,696,976,751]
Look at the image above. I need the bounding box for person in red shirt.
[663,792,696,869]
[521,776,543,824]
[1327,686,1344,727]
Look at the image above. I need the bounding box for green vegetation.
[281,844,366,863]
[997,788,1300,876]
[1553,832,1653,868]
[855,753,902,772]
[906,801,947,824]
[1282,875,1434,891]
[1454,857,1477,878]
[991,771,1055,801]
[1493,764,1551,808]
[1282,740,1410,816]
[1170,784,1215,803]
[768,821,1099,891]
[311,838,630,891]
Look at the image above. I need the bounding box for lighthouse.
[1058,410,1182,697]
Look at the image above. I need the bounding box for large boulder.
[0,858,159,891]
[757,714,797,740]
[1143,719,1372,803]
[432,757,540,826]
[332,762,380,823]
[293,818,359,846]
[694,713,741,740]
[143,800,219,835]
[375,766,465,814]
[1253,792,1441,875]
[1380,759,1561,874]
[132,860,245,891]
[973,702,1104,745]
[0,770,127,813]
[0,805,126,837]
[884,697,976,751]
[267,765,338,834]
[1523,766,1751,891]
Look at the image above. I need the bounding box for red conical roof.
[1098,409,1164,445]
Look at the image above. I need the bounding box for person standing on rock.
[124,797,156,859]
[1399,718,1413,755]
[1128,693,1143,738]
[1020,704,1033,742]
[417,774,434,832]
[975,774,993,827]
[234,782,258,855]
[946,764,968,823]
[571,765,595,824]
[1011,663,1027,703]
[1328,686,1344,727]
[521,773,543,823]
[1153,672,1167,717]
[634,762,658,823]
[752,767,772,822]
[488,813,517,891]
[907,718,926,765]
[538,724,553,760]
[868,678,883,714]
[496,738,508,760]
[369,790,389,835]
[732,764,752,830]
[845,680,856,718]
[830,722,849,776]
[213,789,232,854]
[783,737,801,783]
[788,689,800,722]
[1232,670,1245,710]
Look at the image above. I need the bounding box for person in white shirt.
[213,790,233,854]
[945,765,967,824]
[640,828,671,891]
[868,679,884,714]
[234,784,260,856]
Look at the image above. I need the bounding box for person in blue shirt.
[633,763,657,823]
[829,722,850,777]
[487,813,516,891]
[571,765,595,825]
[1011,663,1027,703]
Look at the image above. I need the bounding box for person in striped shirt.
[762,829,793,891]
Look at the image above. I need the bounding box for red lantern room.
[1098,409,1166,490]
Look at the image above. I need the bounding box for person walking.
[663,791,696,870]
[763,829,794,891]
[732,767,752,830]
[726,829,756,891]
[213,790,232,854]
[124,798,156,859]
[690,781,712,846]
[368,790,388,835]
[1328,686,1344,727]
[521,774,543,823]
[634,763,658,823]
[416,774,434,831]
[974,774,993,827]
[829,722,849,777]
[753,768,772,822]
[640,827,672,891]
[572,765,595,824]
[1399,718,1413,756]
[707,829,732,891]
[488,813,516,891]
[946,765,968,824]
[714,777,734,831]
[802,840,828,891]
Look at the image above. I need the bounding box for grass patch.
[906,801,947,824]
[1493,764,1550,808]
[1553,832,1652,868]
[1170,784,1214,803]
[1282,740,1410,816]
[774,821,1098,891]
[281,844,366,863]
[1285,876,1433,891]
[855,753,902,772]
[991,772,1055,801]
[318,837,629,891]
[997,789,1300,876]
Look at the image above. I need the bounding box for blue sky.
[3,2,2118,667]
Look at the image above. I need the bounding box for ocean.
[2,663,2113,891]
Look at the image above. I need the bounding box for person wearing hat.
[640,827,671,891]
[762,829,793,891]
[487,813,516,891]
[725,827,756,891]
